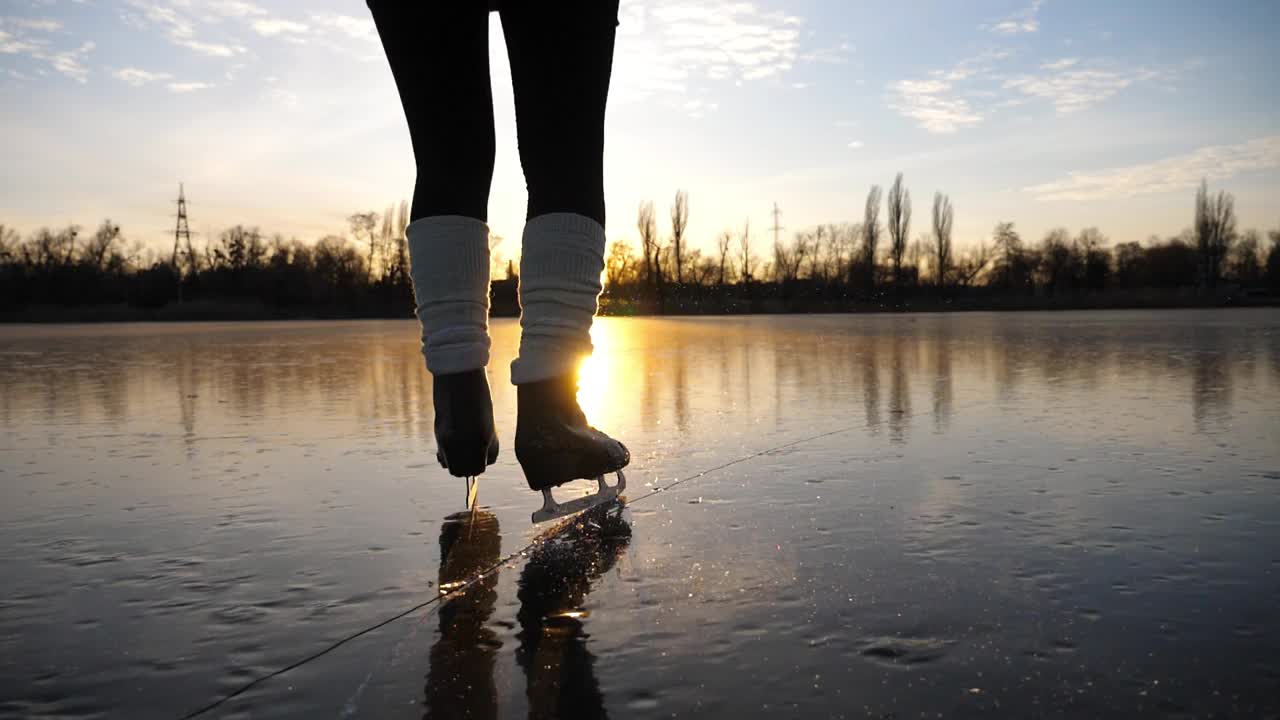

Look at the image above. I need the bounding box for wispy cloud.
[113,66,172,86]
[1025,136,1280,201]
[0,28,41,55]
[847,140,864,149]
[2,17,94,82]
[168,81,213,93]
[124,0,247,57]
[1004,62,1160,113]
[250,18,307,37]
[41,40,93,82]
[308,13,375,42]
[2,17,63,33]
[985,0,1044,35]
[887,51,1007,133]
[614,0,848,115]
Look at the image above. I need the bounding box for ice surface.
[1,310,1278,718]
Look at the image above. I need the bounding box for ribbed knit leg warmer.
[406,215,491,375]
[510,213,605,385]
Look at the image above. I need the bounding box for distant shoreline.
[2,291,1275,324]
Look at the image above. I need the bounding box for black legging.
[368,1,619,227]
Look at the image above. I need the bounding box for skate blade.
[531,470,626,524]
[465,476,479,511]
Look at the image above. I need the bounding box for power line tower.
[771,202,784,247]
[171,183,195,302]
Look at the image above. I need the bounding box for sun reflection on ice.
[576,321,612,424]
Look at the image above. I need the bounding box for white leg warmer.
[406,215,491,375]
[510,213,606,385]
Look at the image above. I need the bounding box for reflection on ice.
[0,311,1278,718]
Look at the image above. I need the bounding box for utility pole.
[172,183,193,303]
[771,202,784,248]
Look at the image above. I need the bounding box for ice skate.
[516,374,629,524]
[432,368,500,508]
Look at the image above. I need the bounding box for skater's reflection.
[423,510,502,720]
[517,501,631,720]
[423,502,631,720]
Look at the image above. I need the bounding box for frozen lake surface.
[2,311,1278,718]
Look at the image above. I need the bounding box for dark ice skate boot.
[433,369,500,508]
[515,373,630,524]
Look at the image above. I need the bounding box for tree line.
[2,179,1278,320]
[603,178,1280,313]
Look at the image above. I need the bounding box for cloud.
[847,140,864,149]
[1004,64,1159,113]
[168,81,213,93]
[0,28,41,54]
[250,18,307,37]
[985,0,1043,35]
[113,66,172,86]
[1025,136,1280,201]
[1042,57,1078,71]
[124,0,246,57]
[0,14,95,81]
[886,51,1006,133]
[889,80,983,133]
[45,42,94,82]
[613,0,849,113]
[2,17,63,32]
[309,13,375,41]
[205,0,266,19]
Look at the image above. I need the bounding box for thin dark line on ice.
[177,417,892,719]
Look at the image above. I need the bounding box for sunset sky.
[2,0,1277,261]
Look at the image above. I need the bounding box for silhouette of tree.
[1228,229,1263,286]
[81,220,123,272]
[738,218,755,282]
[992,221,1027,292]
[1195,180,1236,291]
[1077,227,1110,290]
[861,185,882,291]
[887,173,911,285]
[1266,229,1280,291]
[931,192,953,287]
[715,229,732,285]
[347,211,380,280]
[670,190,689,286]
[605,240,638,287]
[637,200,658,290]
[953,242,991,288]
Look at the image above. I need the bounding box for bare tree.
[825,222,855,283]
[81,220,122,271]
[0,224,18,264]
[860,185,882,289]
[931,192,953,287]
[953,243,991,288]
[692,252,717,287]
[738,218,755,282]
[637,200,659,288]
[808,225,828,281]
[670,190,689,285]
[887,173,911,285]
[605,240,638,287]
[347,211,379,280]
[715,229,733,284]
[1194,179,1236,290]
[1228,229,1263,285]
[773,231,807,282]
[992,221,1023,290]
[909,233,928,282]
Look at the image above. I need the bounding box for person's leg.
[369,1,498,477]
[501,0,618,386]
[500,2,629,501]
